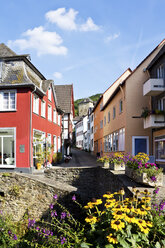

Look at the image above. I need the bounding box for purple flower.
[150,176,156,182]
[53,194,58,200]
[13,234,17,240]
[8,230,12,235]
[153,187,159,194]
[61,237,66,244]
[61,212,67,219]
[50,204,54,209]
[72,195,76,201]
[28,219,36,228]
[51,211,57,217]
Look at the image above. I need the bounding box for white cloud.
[80,17,100,32]
[53,72,63,79]
[7,26,68,56]
[105,33,120,43]
[45,8,78,31]
[45,8,100,32]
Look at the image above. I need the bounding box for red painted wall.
[31,85,62,165]
[0,88,31,168]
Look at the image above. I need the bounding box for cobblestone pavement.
[59,148,100,167]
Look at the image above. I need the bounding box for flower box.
[125,167,163,187]
[109,162,125,171]
[103,161,109,168]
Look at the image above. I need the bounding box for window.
[47,133,51,147]
[104,136,108,152]
[53,136,57,152]
[113,107,116,119]
[108,111,110,123]
[33,95,39,114]
[0,128,16,167]
[108,134,113,152]
[100,120,103,129]
[58,114,61,126]
[53,110,56,123]
[48,105,52,121]
[113,132,118,151]
[157,64,164,78]
[100,103,103,111]
[118,128,125,151]
[119,100,123,113]
[58,136,61,152]
[0,91,16,111]
[158,97,165,111]
[41,101,46,118]
[104,116,106,126]
[48,87,51,101]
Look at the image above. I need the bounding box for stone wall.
[0,167,132,221]
[0,173,75,221]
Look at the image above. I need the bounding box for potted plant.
[109,152,125,170]
[36,151,44,170]
[125,153,163,187]
[97,156,110,168]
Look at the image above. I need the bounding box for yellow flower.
[111,219,125,231]
[91,198,102,205]
[141,205,151,211]
[123,205,135,214]
[84,202,94,209]
[107,233,118,244]
[136,208,147,216]
[135,219,146,227]
[125,214,137,224]
[139,225,150,234]
[85,215,97,224]
[112,211,126,220]
[105,202,115,209]
[146,221,152,227]
[103,192,114,198]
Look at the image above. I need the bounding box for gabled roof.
[0,43,16,57]
[54,84,73,114]
[146,42,165,70]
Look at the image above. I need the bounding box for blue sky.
[0,0,165,99]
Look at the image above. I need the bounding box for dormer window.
[157,64,164,78]
[48,87,51,101]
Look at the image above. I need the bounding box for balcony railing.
[144,114,165,129]
[143,78,165,96]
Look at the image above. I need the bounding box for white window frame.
[33,94,39,115]
[0,90,17,111]
[132,136,149,156]
[48,105,52,121]
[41,100,46,118]
[53,109,56,123]
[48,86,51,101]
[58,136,61,152]
[157,64,164,78]
[0,127,16,168]
[58,114,61,126]
[53,135,57,153]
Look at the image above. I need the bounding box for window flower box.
[103,161,109,168]
[125,166,163,187]
[125,153,163,187]
[109,162,125,171]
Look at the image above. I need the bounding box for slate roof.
[0,43,16,57]
[78,97,93,105]
[54,85,73,113]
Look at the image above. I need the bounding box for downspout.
[30,85,36,173]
